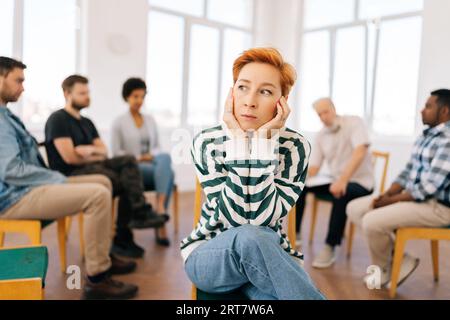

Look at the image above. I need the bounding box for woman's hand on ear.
[257,96,291,139]
[223,88,246,138]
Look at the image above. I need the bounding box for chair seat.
[0,246,48,287]
[197,289,249,300]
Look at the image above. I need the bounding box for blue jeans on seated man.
[185,224,326,300]
[138,153,174,210]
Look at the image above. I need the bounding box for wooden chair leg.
[111,198,117,237]
[288,206,297,248]
[192,285,197,300]
[431,240,439,282]
[309,198,319,244]
[347,222,355,258]
[173,185,179,234]
[65,216,72,239]
[78,214,85,261]
[57,219,67,273]
[389,230,407,298]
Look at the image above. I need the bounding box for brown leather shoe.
[83,275,138,300]
[109,253,137,275]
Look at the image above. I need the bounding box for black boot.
[112,229,145,259]
[129,204,166,229]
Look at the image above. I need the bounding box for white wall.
[416,0,450,130]
[80,0,149,131]
[62,0,449,192]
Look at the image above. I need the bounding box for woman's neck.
[130,109,141,117]
[130,109,143,128]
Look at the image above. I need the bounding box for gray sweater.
[111,112,161,158]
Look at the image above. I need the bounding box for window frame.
[147,0,256,128]
[6,0,81,130]
[297,0,424,138]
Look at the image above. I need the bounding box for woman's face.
[233,62,283,131]
[127,89,146,113]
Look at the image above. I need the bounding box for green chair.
[0,218,68,273]
[0,246,48,300]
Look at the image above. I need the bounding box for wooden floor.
[4,192,450,300]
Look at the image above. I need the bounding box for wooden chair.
[389,226,450,298]
[306,151,390,248]
[346,151,390,257]
[0,219,68,273]
[191,179,297,300]
[0,246,48,300]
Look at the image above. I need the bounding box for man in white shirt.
[296,98,374,268]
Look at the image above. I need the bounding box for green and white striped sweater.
[180,124,311,263]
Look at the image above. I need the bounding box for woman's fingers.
[225,88,234,113]
[280,96,291,121]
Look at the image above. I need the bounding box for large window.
[22,0,78,125]
[0,0,15,57]
[147,0,254,127]
[1,0,78,127]
[299,0,424,136]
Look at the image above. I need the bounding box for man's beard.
[0,92,19,104]
[71,101,89,110]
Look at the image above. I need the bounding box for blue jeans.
[185,225,326,300]
[138,153,174,209]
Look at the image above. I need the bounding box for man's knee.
[89,185,112,209]
[361,210,385,234]
[96,175,113,192]
[113,155,138,167]
[347,197,369,223]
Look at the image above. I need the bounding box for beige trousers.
[347,195,450,269]
[1,175,113,276]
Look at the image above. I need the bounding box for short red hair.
[233,47,297,96]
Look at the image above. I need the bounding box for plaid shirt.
[395,121,450,205]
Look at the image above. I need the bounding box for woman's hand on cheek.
[257,96,291,139]
[223,88,246,138]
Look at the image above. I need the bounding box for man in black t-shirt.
[45,75,167,259]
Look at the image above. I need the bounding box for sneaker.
[363,268,390,289]
[111,240,145,259]
[386,254,420,289]
[108,254,137,275]
[312,244,336,269]
[83,275,138,300]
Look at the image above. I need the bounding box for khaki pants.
[347,195,450,270]
[1,175,113,276]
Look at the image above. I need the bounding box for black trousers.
[295,182,372,247]
[70,155,147,243]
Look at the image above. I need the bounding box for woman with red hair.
[180,47,325,300]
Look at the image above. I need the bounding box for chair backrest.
[193,179,297,247]
[371,151,390,194]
